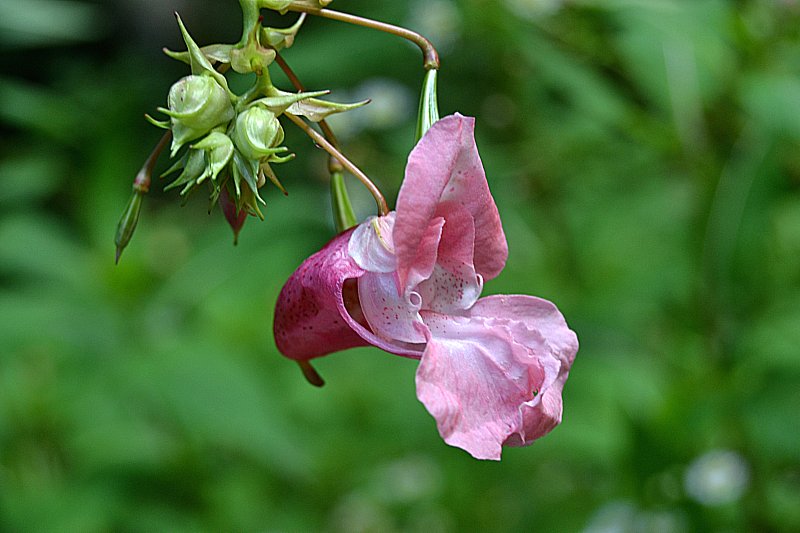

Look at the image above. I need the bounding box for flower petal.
[394,114,508,288]
[358,271,426,344]
[468,295,579,363]
[416,260,483,315]
[274,230,423,361]
[274,230,369,360]
[348,212,397,273]
[415,313,552,460]
[467,295,579,446]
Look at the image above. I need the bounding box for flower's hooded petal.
[394,114,507,289]
[468,295,578,446]
[274,230,369,360]
[274,230,424,361]
[415,313,556,460]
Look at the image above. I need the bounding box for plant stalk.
[287,5,440,70]
[284,112,389,216]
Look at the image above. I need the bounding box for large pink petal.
[434,201,475,268]
[415,313,552,460]
[273,230,423,361]
[468,295,578,446]
[394,114,508,288]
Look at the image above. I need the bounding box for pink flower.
[274,114,578,460]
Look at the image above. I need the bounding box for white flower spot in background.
[684,449,750,506]
[326,78,414,139]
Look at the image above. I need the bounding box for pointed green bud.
[285,96,369,122]
[164,148,206,195]
[254,88,330,116]
[232,106,285,161]
[162,75,235,155]
[233,150,266,207]
[114,190,144,264]
[261,13,306,51]
[415,69,440,142]
[230,15,276,75]
[164,43,235,66]
[192,131,234,184]
[175,14,230,90]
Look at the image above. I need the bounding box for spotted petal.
[273,230,423,361]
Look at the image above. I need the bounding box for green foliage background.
[1,0,799,531]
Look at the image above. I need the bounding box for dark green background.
[1,0,799,531]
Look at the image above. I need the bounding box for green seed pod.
[232,106,285,161]
[162,75,235,155]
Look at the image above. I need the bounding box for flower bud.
[114,189,144,264]
[232,106,284,161]
[192,131,234,184]
[163,75,234,155]
[219,184,247,244]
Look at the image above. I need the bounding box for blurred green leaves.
[0,0,103,49]
[2,0,800,531]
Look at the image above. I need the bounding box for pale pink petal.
[505,368,569,448]
[273,230,423,361]
[394,114,508,288]
[467,295,578,446]
[415,313,550,460]
[348,213,397,273]
[416,260,483,314]
[469,295,579,364]
[358,271,426,344]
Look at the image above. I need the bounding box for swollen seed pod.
[164,75,234,155]
[232,106,285,161]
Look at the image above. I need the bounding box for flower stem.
[274,52,358,230]
[286,5,440,70]
[133,130,172,193]
[274,52,340,148]
[285,112,389,216]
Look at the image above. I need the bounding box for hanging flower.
[273,114,578,460]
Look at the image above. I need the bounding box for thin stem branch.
[133,130,172,193]
[285,112,389,216]
[287,5,440,70]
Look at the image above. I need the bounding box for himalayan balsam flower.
[274,114,578,460]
